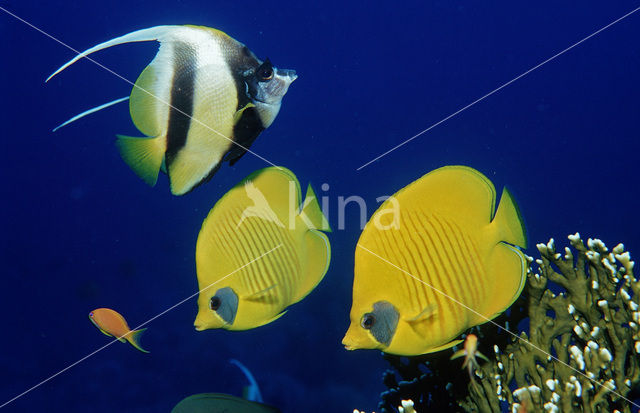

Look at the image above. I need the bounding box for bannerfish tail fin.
[492,188,527,248]
[293,229,330,303]
[126,328,149,353]
[115,135,165,186]
[46,25,178,82]
[53,97,129,132]
[299,184,331,232]
[230,359,263,403]
[474,242,527,324]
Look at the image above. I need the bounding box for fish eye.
[361,313,376,329]
[257,59,274,82]
[89,312,94,318]
[210,296,221,311]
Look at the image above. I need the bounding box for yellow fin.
[126,328,149,353]
[423,339,464,355]
[450,348,466,361]
[492,188,527,248]
[473,242,527,324]
[130,65,166,137]
[251,310,288,328]
[397,166,496,226]
[404,304,438,323]
[293,229,331,303]
[115,135,165,186]
[98,328,113,338]
[233,102,255,125]
[243,285,278,303]
[299,184,331,231]
[477,351,490,362]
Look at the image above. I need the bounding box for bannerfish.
[194,166,331,331]
[171,394,281,413]
[88,308,148,353]
[342,165,527,356]
[47,25,297,195]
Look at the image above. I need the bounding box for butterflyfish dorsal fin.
[298,184,331,232]
[115,135,165,186]
[396,166,497,228]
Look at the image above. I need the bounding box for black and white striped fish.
[47,25,296,195]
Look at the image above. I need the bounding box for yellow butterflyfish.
[88,308,148,353]
[342,165,527,356]
[48,25,296,195]
[194,167,331,331]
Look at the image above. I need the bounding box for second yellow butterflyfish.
[342,165,527,356]
[194,167,331,331]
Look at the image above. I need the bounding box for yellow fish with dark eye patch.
[342,165,527,356]
[47,25,296,195]
[194,167,331,331]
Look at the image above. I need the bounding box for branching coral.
[378,234,640,413]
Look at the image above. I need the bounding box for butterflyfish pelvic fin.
[126,328,149,353]
[115,135,165,186]
[404,304,438,323]
[492,188,527,248]
[423,339,464,355]
[299,184,331,232]
[450,348,466,361]
[46,25,178,82]
[243,285,278,303]
[52,96,129,132]
[292,229,331,303]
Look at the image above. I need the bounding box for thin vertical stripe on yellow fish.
[47,25,296,195]
[194,166,331,331]
[342,165,527,356]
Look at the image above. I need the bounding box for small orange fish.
[450,334,488,380]
[88,308,148,353]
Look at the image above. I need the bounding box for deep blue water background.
[1,1,639,412]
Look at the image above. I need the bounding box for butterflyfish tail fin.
[473,242,527,324]
[292,229,331,303]
[299,184,331,232]
[492,188,527,248]
[115,135,165,186]
[53,96,129,132]
[127,328,149,353]
[46,25,176,82]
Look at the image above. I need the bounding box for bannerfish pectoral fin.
[46,25,179,82]
[243,285,278,303]
[115,135,166,186]
[233,102,256,125]
[53,96,129,132]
